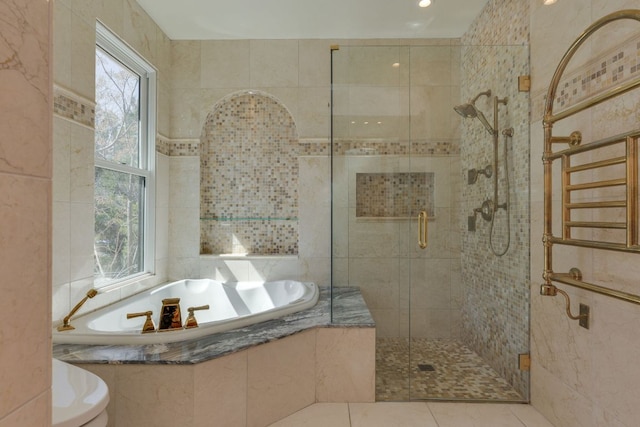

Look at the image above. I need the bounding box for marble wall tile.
[297,87,331,139]
[0,175,51,419]
[249,40,299,88]
[123,0,156,64]
[530,360,594,427]
[247,330,316,427]
[410,86,457,141]
[529,0,592,95]
[201,40,251,89]
[81,364,117,427]
[52,201,70,287]
[590,295,640,427]
[115,364,194,426]
[247,257,301,282]
[54,2,72,90]
[53,117,71,203]
[0,3,51,179]
[410,46,455,87]
[194,352,248,427]
[0,392,50,427]
[70,12,96,100]
[316,328,376,403]
[69,124,94,203]
[171,41,201,89]
[298,39,336,88]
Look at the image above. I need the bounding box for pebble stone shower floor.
[376,338,524,401]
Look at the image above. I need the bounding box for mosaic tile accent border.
[53,86,95,128]
[553,33,640,110]
[170,139,200,156]
[156,135,171,156]
[356,172,435,218]
[170,139,459,158]
[200,91,299,255]
[332,140,459,156]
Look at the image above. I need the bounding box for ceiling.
[135,0,490,40]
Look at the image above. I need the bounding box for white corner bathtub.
[53,279,319,345]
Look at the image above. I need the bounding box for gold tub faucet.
[185,305,210,329]
[126,310,156,333]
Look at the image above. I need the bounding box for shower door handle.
[418,211,428,249]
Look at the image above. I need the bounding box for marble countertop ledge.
[53,287,374,365]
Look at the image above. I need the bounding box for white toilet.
[52,359,109,427]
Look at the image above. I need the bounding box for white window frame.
[94,22,156,287]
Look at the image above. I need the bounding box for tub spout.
[158,298,183,331]
[185,305,210,329]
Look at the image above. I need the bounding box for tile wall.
[168,38,333,283]
[0,0,52,425]
[460,0,531,398]
[52,0,171,322]
[529,1,640,426]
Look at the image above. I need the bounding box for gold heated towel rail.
[542,10,640,313]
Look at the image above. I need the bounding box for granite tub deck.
[53,287,376,427]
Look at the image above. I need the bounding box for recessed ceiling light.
[543,0,557,4]
[418,0,432,8]
[392,62,400,68]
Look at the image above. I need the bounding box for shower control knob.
[480,199,494,221]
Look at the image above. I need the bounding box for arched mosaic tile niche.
[200,91,299,255]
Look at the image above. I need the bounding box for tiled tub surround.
[53,287,375,427]
[200,91,299,256]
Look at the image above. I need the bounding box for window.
[94,23,156,287]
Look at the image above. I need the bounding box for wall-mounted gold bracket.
[518,75,531,92]
[518,353,531,371]
[549,131,582,146]
[540,268,589,328]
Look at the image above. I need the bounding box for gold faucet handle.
[126,310,156,334]
[185,305,210,329]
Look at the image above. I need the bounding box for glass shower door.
[330,44,415,400]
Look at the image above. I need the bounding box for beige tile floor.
[269,402,556,427]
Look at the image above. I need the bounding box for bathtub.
[53,279,319,345]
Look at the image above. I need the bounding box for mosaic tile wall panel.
[200,91,299,255]
[459,0,530,398]
[356,172,435,218]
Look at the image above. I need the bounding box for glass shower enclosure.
[330,43,530,401]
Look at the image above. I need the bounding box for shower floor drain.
[417,364,435,372]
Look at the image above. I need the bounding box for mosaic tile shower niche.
[355,172,435,219]
[200,91,299,255]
